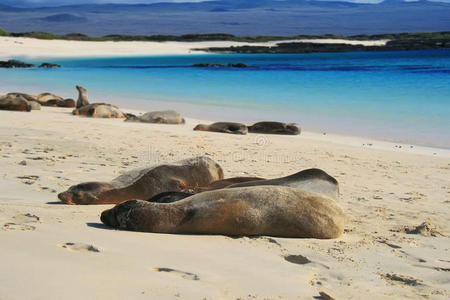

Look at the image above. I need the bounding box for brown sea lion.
[146,176,265,203]
[199,176,264,192]
[125,110,185,124]
[194,122,248,135]
[228,168,339,200]
[248,121,300,135]
[76,85,89,108]
[0,94,31,111]
[73,103,125,118]
[58,156,224,205]
[37,92,63,103]
[6,92,38,102]
[44,98,75,107]
[101,186,347,239]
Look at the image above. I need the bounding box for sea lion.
[0,94,31,111]
[194,122,248,135]
[44,98,75,108]
[199,176,264,191]
[58,156,224,205]
[37,92,63,103]
[248,121,300,135]
[228,168,339,200]
[72,103,125,118]
[100,186,347,239]
[6,92,38,102]
[146,176,265,203]
[29,100,41,110]
[125,110,185,124]
[76,85,89,108]
[147,192,195,203]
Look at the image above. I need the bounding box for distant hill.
[0,0,449,36]
[38,14,87,23]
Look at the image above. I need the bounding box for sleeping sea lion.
[125,110,185,124]
[101,186,347,239]
[248,121,300,135]
[58,156,224,205]
[73,103,125,118]
[146,176,265,203]
[228,168,339,200]
[194,122,248,135]
[0,94,31,112]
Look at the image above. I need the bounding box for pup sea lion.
[0,94,31,111]
[125,110,185,124]
[248,121,300,135]
[228,168,339,200]
[76,85,89,108]
[58,156,224,205]
[194,122,248,135]
[101,186,347,239]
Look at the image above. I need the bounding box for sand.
[0,104,449,299]
[0,36,388,59]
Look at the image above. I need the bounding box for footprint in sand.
[152,267,199,281]
[58,242,101,253]
[2,213,40,231]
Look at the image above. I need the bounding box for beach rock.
[72,103,125,118]
[0,94,31,111]
[0,59,35,68]
[38,62,61,68]
[76,85,89,108]
[125,110,185,124]
[228,168,339,200]
[37,93,64,103]
[248,121,301,135]
[100,186,347,239]
[58,156,224,205]
[194,122,248,134]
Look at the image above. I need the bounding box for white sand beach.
[0,36,389,59]
[0,36,449,299]
[0,104,449,299]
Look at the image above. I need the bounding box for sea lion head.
[75,85,86,93]
[286,123,301,135]
[193,124,208,131]
[58,182,114,204]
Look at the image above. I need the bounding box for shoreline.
[1,86,449,156]
[0,36,388,59]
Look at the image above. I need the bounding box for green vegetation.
[3,29,449,53]
[0,27,9,36]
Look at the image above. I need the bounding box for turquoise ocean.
[1,49,449,148]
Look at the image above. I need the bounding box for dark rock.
[0,59,35,68]
[39,62,61,68]
[192,63,250,68]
